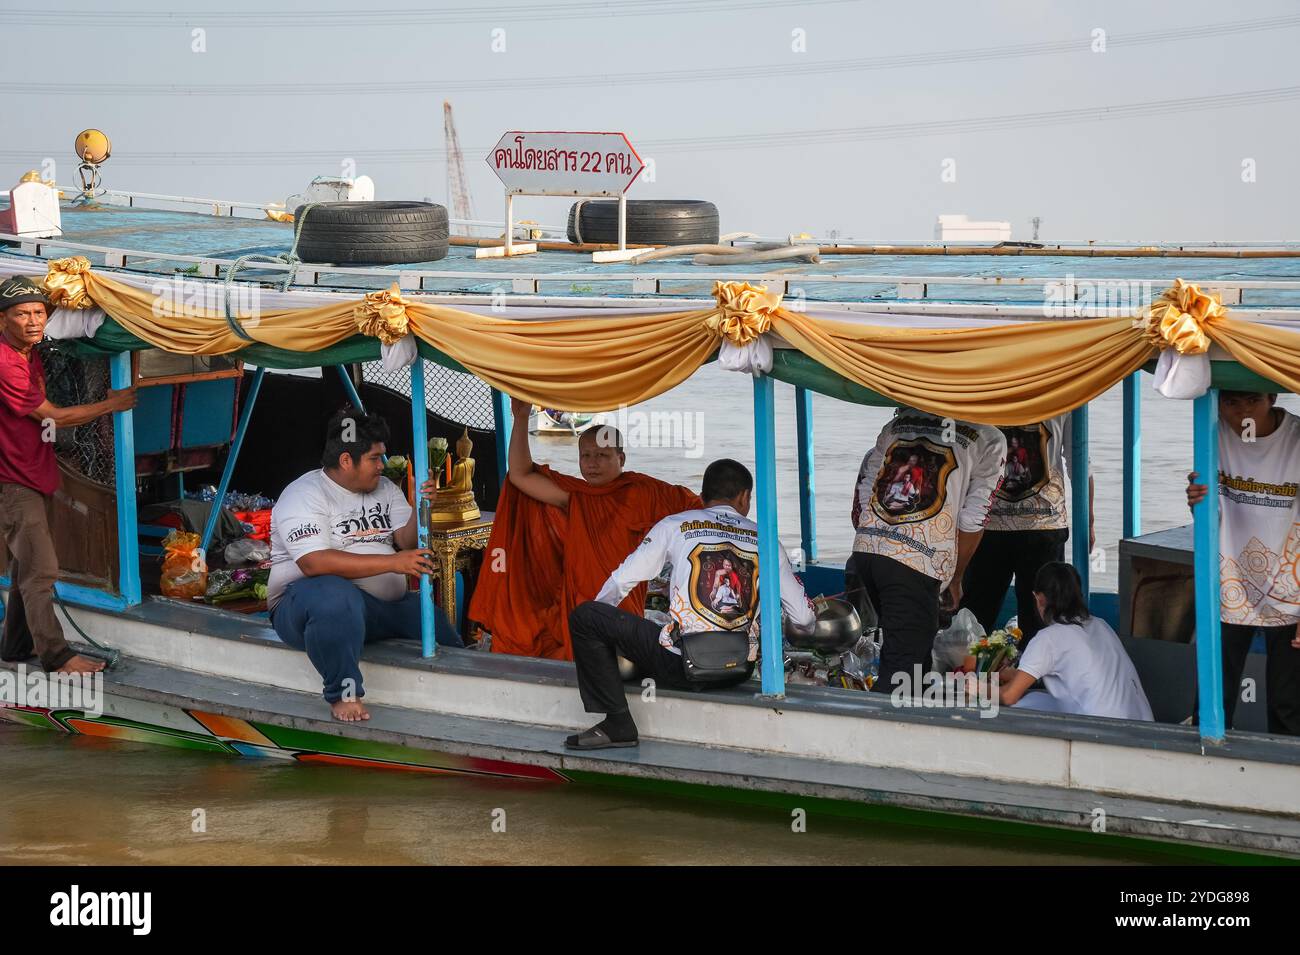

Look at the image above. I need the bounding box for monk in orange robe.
[469,397,700,660]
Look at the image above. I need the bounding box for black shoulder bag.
[675,624,754,684]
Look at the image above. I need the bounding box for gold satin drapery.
[38,257,1300,425]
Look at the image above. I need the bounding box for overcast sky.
[3,0,1297,241]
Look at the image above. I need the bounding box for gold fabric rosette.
[43,255,96,310]
[353,282,410,346]
[1142,279,1226,355]
[705,280,782,345]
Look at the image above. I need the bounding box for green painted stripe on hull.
[57,712,237,754]
[562,770,1297,866]
[0,708,60,730]
[251,721,533,777]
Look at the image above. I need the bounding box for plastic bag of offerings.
[160,530,207,600]
[931,608,984,672]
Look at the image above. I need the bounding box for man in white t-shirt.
[268,408,461,722]
[849,409,1006,694]
[1187,391,1300,736]
[564,458,817,749]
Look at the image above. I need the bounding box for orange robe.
[469,466,701,660]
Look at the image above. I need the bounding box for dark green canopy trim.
[1141,359,1287,394]
[768,349,899,407]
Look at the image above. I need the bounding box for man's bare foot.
[330,699,370,722]
[57,655,106,674]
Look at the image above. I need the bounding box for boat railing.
[26,185,1300,252]
[7,231,1300,311]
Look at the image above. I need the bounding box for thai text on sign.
[486,131,645,196]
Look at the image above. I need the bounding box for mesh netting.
[37,342,116,486]
[361,360,494,430]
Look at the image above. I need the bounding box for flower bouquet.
[381,454,409,487]
[967,626,1022,673]
[428,437,449,486]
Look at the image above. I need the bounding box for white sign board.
[486,131,644,196]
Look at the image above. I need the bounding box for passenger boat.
[529,406,604,437]
[3,185,1300,863]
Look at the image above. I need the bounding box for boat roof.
[10,199,1300,307]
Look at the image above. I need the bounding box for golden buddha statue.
[430,427,481,525]
[449,428,475,491]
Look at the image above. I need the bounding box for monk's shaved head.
[579,424,624,451]
[578,424,625,486]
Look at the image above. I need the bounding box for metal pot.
[784,597,862,654]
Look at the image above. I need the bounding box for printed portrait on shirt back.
[870,437,957,525]
[995,424,1050,503]
[687,542,758,630]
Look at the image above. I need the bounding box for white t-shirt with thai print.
[595,504,816,660]
[1217,410,1300,627]
[267,470,412,611]
[851,410,1007,586]
[986,414,1073,532]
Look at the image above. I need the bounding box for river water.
[2,722,1171,865]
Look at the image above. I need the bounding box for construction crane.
[443,101,475,236]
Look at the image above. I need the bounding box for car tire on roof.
[293,201,450,265]
[566,199,719,246]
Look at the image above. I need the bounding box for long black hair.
[1032,561,1091,626]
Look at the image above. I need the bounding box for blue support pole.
[200,367,266,558]
[336,365,367,413]
[491,388,511,487]
[335,365,388,464]
[410,360,437,657]
[1122,373,1141,539]
[109,352,142,606]
[1193,390,1225,742]
[753,375,785,698]
[794,385,817,564]
[1070,404,1090,598]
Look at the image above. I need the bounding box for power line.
[7,84,1296,167]
[2,0,861,26]
[5,14,1297,96]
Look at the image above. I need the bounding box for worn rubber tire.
[293,201,449,265]
[566,199,719,246]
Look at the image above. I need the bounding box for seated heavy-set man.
[267,408,461,722]
[0,275,136,674]
[565,458,816,750]
[470,396,699,660]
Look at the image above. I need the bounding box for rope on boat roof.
[221,202,322,341]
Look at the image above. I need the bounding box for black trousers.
[1221,623,1300,736]
[960,528,1068,644]
[569,601,696,715]
[848,552,940,694]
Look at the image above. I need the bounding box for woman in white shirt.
[998,562,1153,721]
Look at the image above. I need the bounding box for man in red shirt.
[0,275,135,673]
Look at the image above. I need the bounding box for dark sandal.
[564,725,638,750]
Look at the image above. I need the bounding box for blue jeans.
[270,575,462,703]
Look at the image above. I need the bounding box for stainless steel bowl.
[784,597,862,653]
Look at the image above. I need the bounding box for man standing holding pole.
[0,275,136,673]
